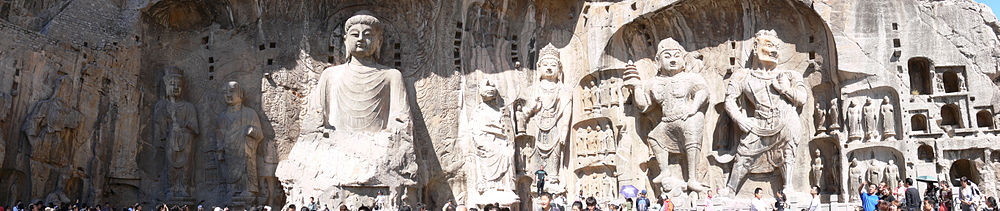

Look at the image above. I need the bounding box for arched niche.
[908,57,933,95]
[808,137,842,194]
[911,114,928,132]
[977,110,994,129]
[948,159,981,186]
[846,146,907,191]
[598,0,837,198]
[943,71,960,93]
[941,104,962,128]
[917,144,935,162]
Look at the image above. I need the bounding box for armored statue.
[815,102,827,134]
[863,99,879,140]
[217,81,264,199]
[846,100,863,141]
[516,43,573,192]
[722,30,807,194]
[276,12,418,208]
[880,96,896,138]
[810,149,824,190]
[151,68,199,199]
[884,159,900,189]
[23,76,83,199]
[624,38,711,192]
[829,98,841,130]
[470,79,516,195]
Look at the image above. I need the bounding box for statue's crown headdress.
[657,38,685,56]
[539,43,560,61]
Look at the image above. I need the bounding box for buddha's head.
[753,29,780,68]
[162,67,184,98]
[657,38,686,75]
[344,11,383,61]
[537,43,562,82]
[224,81,244,106]
[479,79,498,102]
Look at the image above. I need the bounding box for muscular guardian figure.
[624,38,710,192]
[723,30,807,194]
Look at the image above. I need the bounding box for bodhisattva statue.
[470,79,517,204]
[829,98,841,131]
[276,12,418,208]
[849,157,864,202]
[723,30,807,195]
[847,100,863,141]
[815,102,827,134]
[516,43,572,192]
[880,97,896,138]
[24,76,83,199]
[884,159,900,189]
[217,81,264,199]
[152,69,198,199]
[866,160,882,185]
[624,38,710,192]
[863,99,879,141]
[810,149,824,191]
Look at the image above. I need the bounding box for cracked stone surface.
[0,0,998,210]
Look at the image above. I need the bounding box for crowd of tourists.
[852,177,999,211]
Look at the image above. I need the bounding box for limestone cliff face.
[0,0,996,210]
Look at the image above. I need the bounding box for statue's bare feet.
[687,181,710,192]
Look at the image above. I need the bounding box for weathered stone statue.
[884,159,900,189]
[624,38,710,192]
[866,160,882,185]
[516,43,572,192]
[829,98,841,130]
[722,30,807,194]
[276,11,419,209]
[23,76,83,199]
[880,97,896,138]
[151,69,198,199]
[217,81,264,199]
[469,79,517,204]
[846,100,863,141]
[810,149,824,191]
[849,157,864,202]
[815,102,827,134]
[864,99,879,140]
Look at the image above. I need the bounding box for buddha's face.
[345,23,381,59]
[164,76,182,97]
[538,58,562,81]
[479,81,498,101]
[224,82,242,106]
[658,49,685,74]
[755,36,779,67]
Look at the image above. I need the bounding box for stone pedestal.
[276,130,418,210]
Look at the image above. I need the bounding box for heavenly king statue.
[624,38,710,193]
[723,30,807,195]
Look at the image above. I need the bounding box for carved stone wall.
[0,0,998,210]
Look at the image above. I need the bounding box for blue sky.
[980,0,1000,18]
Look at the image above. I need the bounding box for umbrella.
[916,175,938,182]
[620,185,639,198]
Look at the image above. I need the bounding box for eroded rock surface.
[0,0,998,210]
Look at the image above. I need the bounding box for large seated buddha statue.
[276,11,419,210]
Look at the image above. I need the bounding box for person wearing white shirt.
[808,186,821,211]
[750,188,769,211]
